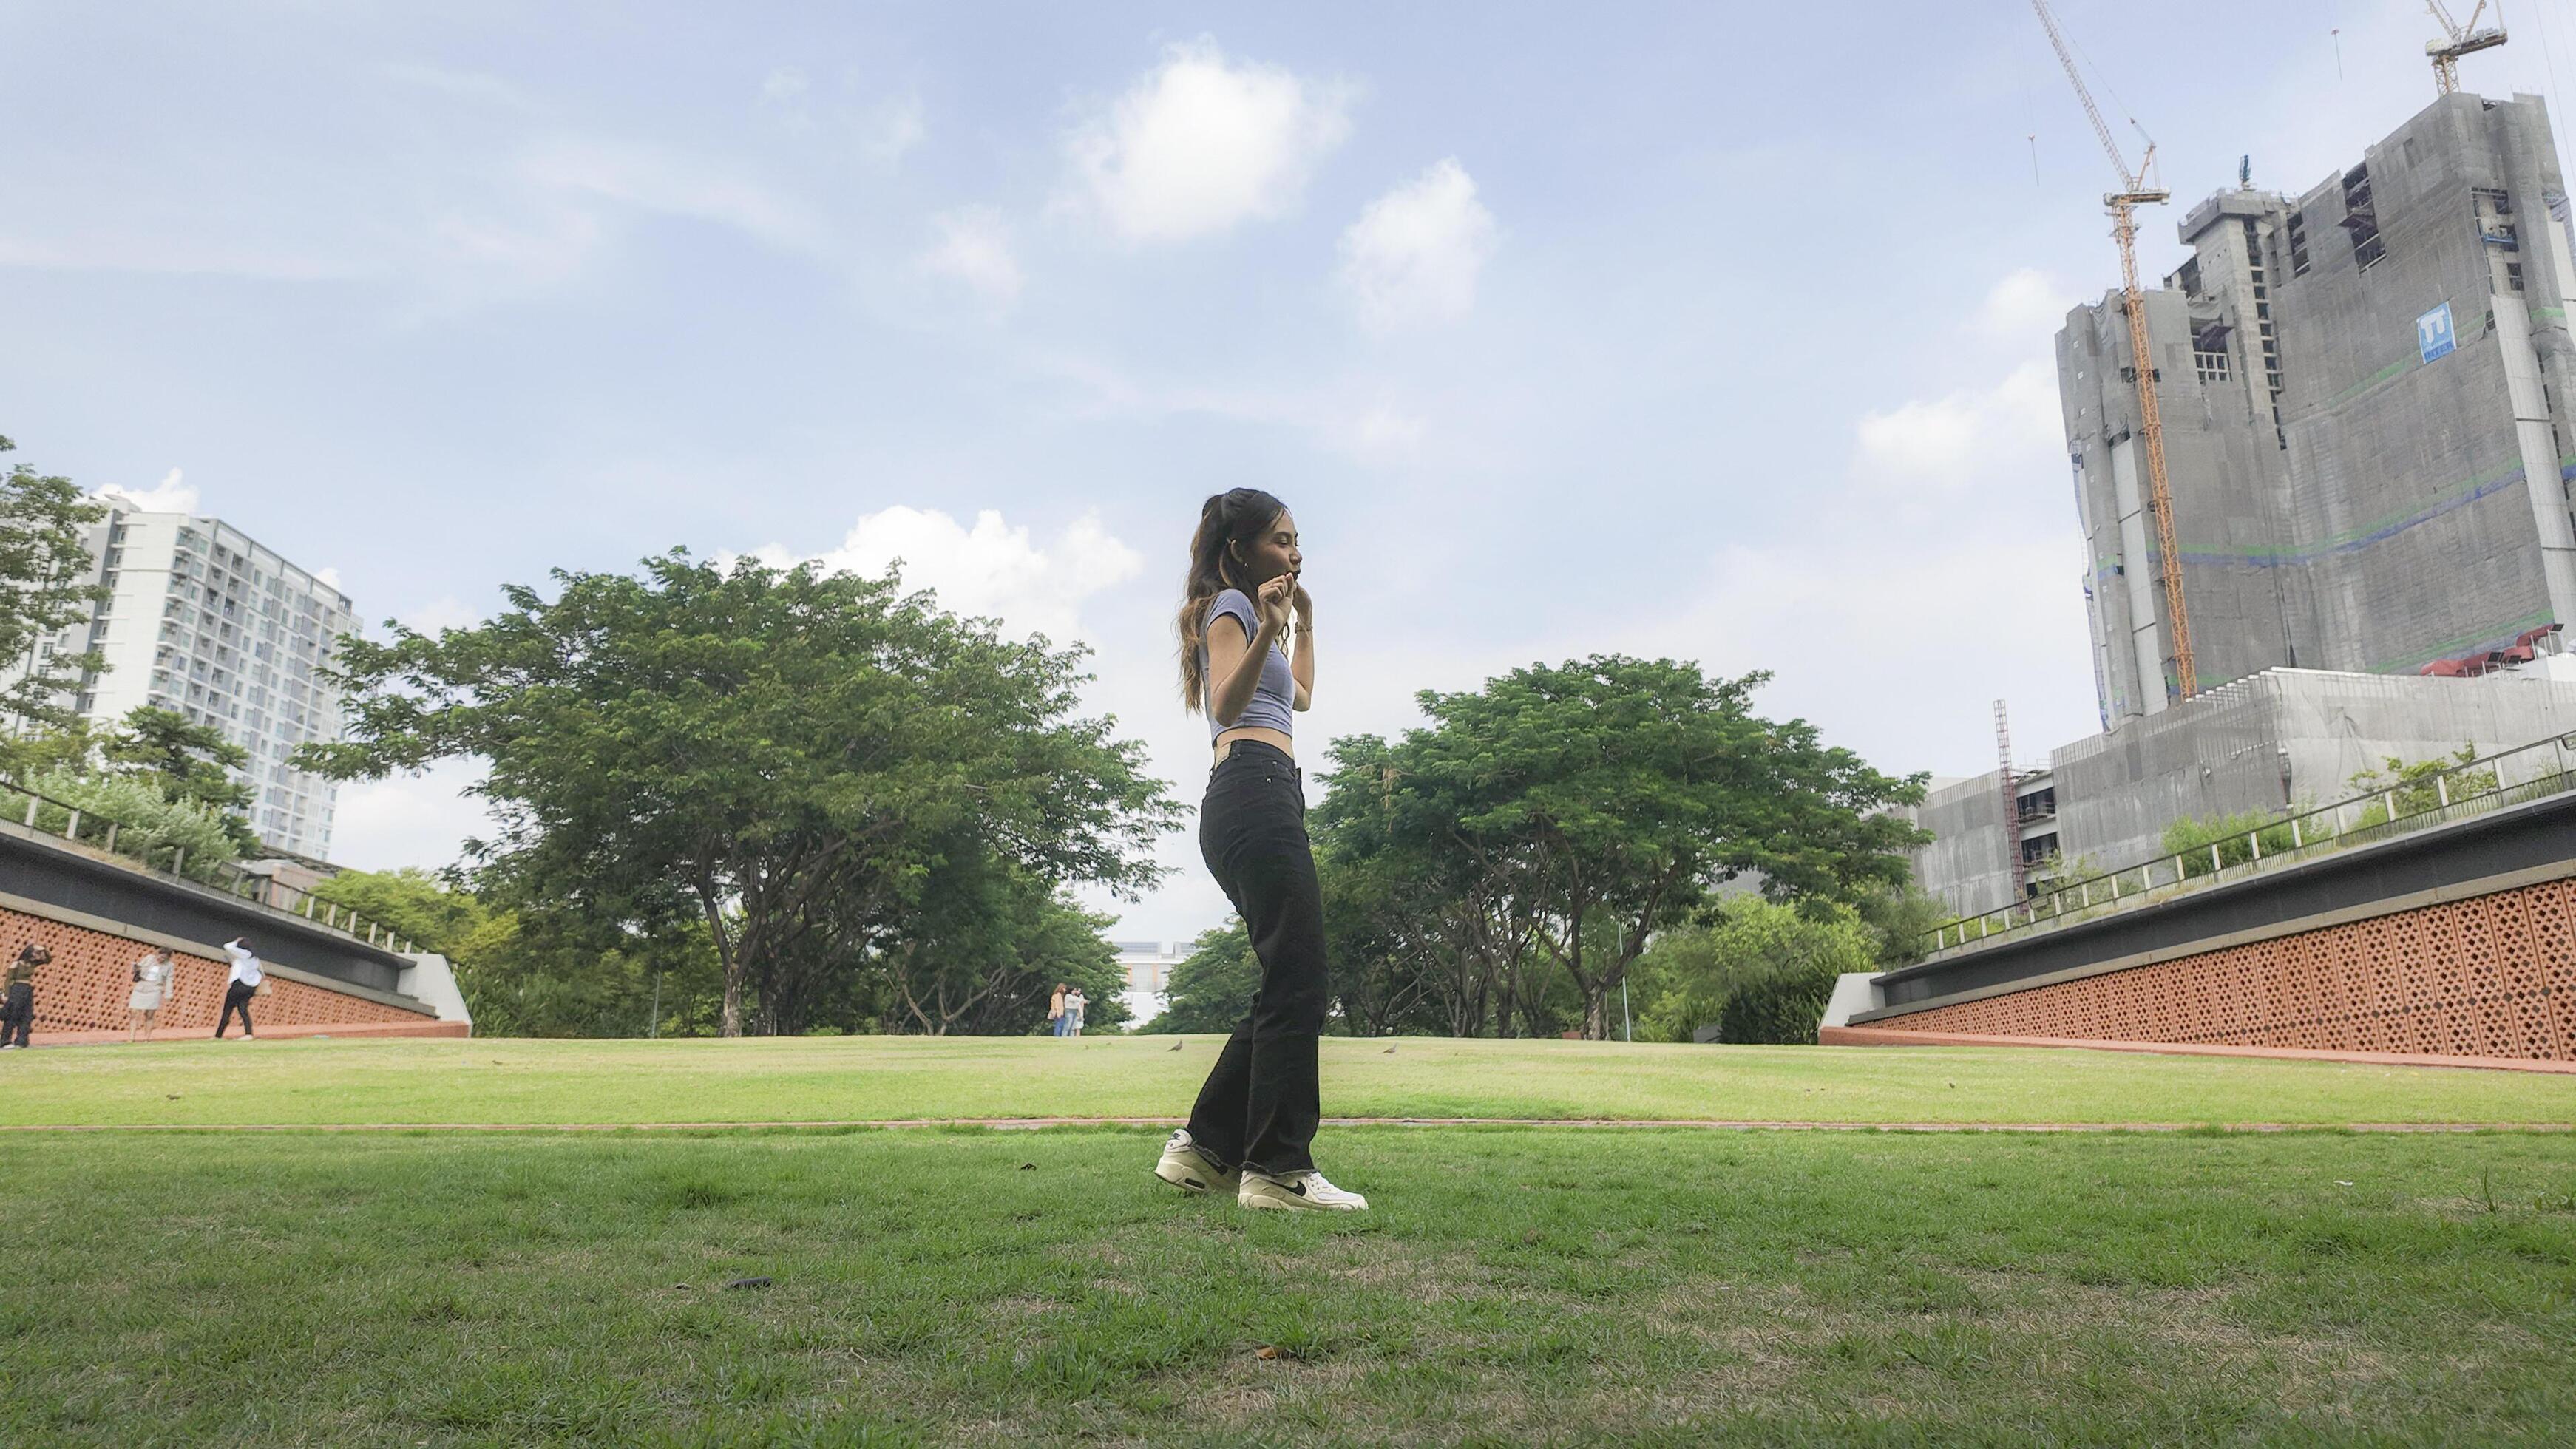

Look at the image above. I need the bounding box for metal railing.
[1920,729,2576,955]
[0,774,418,956]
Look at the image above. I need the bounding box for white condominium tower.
[18,503,359,858]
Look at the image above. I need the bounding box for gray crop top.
[1203,588,1296,739]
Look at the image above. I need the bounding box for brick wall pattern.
[1882,878,2576,1062]
[1,905,434,1035]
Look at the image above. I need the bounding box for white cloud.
[761,69,923,165]
[521,137,821,253]
[918,207,1023,307]
[864,92,926,166]
[96,467,199,513]
[313,566,344,591]
[1338,157,1497,333]
[399,596,484,635]
[759,67,813,131]
[748,506,1142,644]
[1346,401,1427,454]
[1852,359,2061,496]
[1020,345,1434,461]
[1062,38,1352,243]
[327,758,500,875]
[1973,268,2078,343]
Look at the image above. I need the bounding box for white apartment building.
[1114,939,1187,1025]
[13,504,358,858]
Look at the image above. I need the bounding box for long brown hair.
[1176,488,1288,713]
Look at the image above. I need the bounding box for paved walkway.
[4,1116,2567,1133]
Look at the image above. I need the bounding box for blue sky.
[9,1,2573,941]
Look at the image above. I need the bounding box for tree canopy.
[0,433,108,744]
[1312,656,1926,1039]
[298,550,1176,1036]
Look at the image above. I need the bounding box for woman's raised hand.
[1255,573,1296,634]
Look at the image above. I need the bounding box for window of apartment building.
[2342,164,2385,269]
[2194,349,2231,381]
[2287,210,2311,276]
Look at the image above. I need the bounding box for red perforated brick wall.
[1,905,435,1035]
[1879,878,2576,1062]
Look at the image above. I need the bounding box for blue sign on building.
[2417,301,2457,363]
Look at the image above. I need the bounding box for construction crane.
[2427,2,2507,95]
[2031,0,2196,702]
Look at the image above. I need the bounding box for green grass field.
[7,1037,2575,1445]
[7,1033,2575,1127]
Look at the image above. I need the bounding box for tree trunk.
[702,888,745,1039]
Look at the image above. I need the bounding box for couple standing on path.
[1047,983,1087,1037]
[1153,489,1368,1213]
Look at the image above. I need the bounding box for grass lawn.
[6,1034,2575,1127]
[9,1126,2575,1445]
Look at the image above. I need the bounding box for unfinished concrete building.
[2060,90,2576,723]
[1912,663,2576,918]
[1912,89,2576,920]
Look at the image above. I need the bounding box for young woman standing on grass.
[1153,489,1367,1212]
[128,949,174,1042]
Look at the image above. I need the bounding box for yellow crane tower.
[2030,0,2194,702]
[2427,2,2508,95]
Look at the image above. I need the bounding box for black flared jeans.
[1186,741,1331,1176]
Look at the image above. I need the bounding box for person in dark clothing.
[1,942,46,1050]
[1152,489,1366,1212]
[215,937,262,1041]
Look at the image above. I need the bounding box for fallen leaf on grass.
[1019,1162,1037,1171]
[724,1276,772,1291]
[1254,1344,1293,1360]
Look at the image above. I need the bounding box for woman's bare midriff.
[1213,726,1295,764]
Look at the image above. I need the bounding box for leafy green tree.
[874,846,1129,1036]
[1318,840,1464,1037]
[1311,732,1556,1038]
[2161,809,2295,879]
[1852,884,1952,969]
[297,551,1175,1036]
[0,719,96,780]
[101,705,259,849]
[1631,897,1877,1045]
[308,868,725,1037]
[1323,657,1926,1039]
[2347,746,2495,825]
[2,769,241,877]
[1139,922,1260,1034]
[454,906,725,1039]
[0,435,109,736]
[309,868,491,955]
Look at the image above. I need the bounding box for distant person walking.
[1066,986,1088,1038]
[1153,489,1366,1212]
[215,937,262,1041]
[128,949,174,1042]
[1,942,47,1051]
[1048,982,1070,1037]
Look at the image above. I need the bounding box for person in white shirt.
[216,938,262,1041]
[127,949,174,1042]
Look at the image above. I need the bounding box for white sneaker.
[1238,1167,1369,1212]
[1153,1129,1238,1194]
